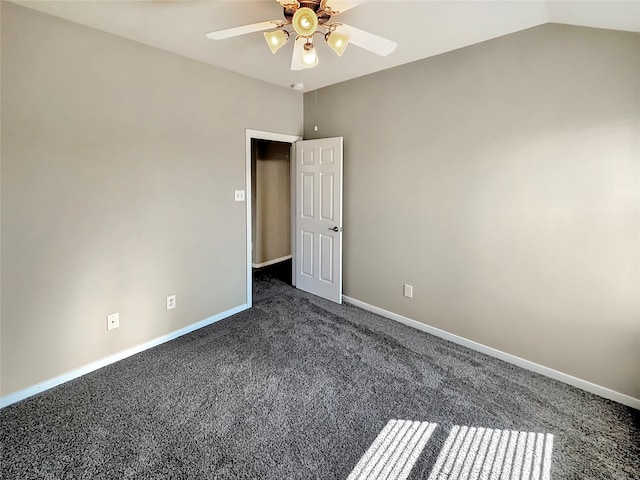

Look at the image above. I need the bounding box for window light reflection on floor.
[348,420,553,480]
[347,420,438,480]
[428,426,553,480]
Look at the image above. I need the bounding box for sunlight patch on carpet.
[347,419,438,480]
[427,426,553,480]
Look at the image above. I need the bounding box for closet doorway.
[251,138,292,281]
[246,130,301,306]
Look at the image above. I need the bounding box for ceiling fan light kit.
[325,29,349,56]
[264,29,290,54]
[206,0,397,71]
[301,41,319,68]
[292,7,319,37]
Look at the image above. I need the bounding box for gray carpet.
[1,274,639,479]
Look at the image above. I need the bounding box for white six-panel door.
[295,137,343,304]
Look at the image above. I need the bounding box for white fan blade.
[339,24,397,56]
[290,36,306,71]
[206,21,280,40]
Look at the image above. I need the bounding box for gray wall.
[252,141,291,266]
[2,4,638,402]
[304,24,640,398]
[0,3,302,396]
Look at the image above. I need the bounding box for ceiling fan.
[205,0,397,70]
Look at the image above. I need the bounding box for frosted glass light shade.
[300,44,319,68]
[292,7,318,37]
[326,31,349,56]
[264,30,289,54]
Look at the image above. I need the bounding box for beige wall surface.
[253,141,291,265]
[0,3,302,396]
[304,24,640,398]
[2,4,639,403]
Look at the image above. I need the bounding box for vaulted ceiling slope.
[12,1,640,92]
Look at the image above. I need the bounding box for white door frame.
[245,129,302,308]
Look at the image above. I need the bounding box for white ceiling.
[13,0,640,92]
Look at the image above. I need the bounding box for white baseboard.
[342,295,640,410]
[252,255,292,269]
[0,304,249,409]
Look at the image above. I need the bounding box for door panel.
[301,230,314,277]
[295,137,343,304]
[320,173,334,222]
[302,173,314,218]
[319,233,334,283]
[302,147,314,165]
[321,147,334,165]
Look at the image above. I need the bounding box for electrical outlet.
[167,295,176,310]
[234,190,245,202]
[403,284,413,299]
[107,312,120,331]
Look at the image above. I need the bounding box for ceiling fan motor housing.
[284,0,332,27]
[300,1,320,9]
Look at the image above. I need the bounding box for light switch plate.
[234,190,245,202]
